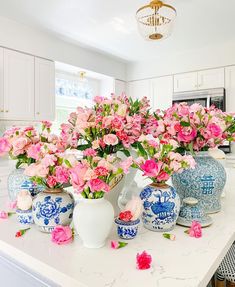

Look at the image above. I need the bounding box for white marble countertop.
[0,186,235,287]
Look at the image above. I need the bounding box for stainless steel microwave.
[172,88,226,111]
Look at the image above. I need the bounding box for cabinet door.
[225,66,235,112]
[35,58,55,121]
[115,80,126,95]
[127,79,153,106]
[4,49,34,120]
[174,72,198,93]
[198,68,224,90]
[151,76,173,110]
[0,48,4,119]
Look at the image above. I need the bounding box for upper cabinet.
[150,76,173,111]
[174,68,224,93]
[225,66,235,113]
[35,58,55,121]
[0,47,55,121]
[3,49,34,120]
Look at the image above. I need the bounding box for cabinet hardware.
[5,110,9,113]
[36,112,40,115]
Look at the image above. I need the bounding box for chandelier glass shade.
[136,0,176,41]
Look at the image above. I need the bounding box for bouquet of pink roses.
[0,121,63,168]
[69,148,131,199]
[134,136,196,184]
[158,103,235,153]
[60,94,150,157]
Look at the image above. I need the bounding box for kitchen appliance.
[173,88,230,153]
[173,88,226,111]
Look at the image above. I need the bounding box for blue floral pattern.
[16,209,34,225]
[172,152,226,213]
[140,185,180,232]
[115,218,140,240]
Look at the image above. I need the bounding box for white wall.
[0,16,126,81]
[127,41,235,81]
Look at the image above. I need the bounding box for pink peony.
[103,134,119,146]
[177,127,197,143]
[140,159,162,178]
[88,178,110,193]
[0,211,8,219]
[0,137,11,156]
[188,221,202,238]
[55,166,69,184]
[136,251,152,270]
[27,143,41,160]
[51,225,73,245]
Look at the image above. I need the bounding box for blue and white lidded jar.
[140,183,180,232]
[16,209,34,226]
[32,188,74,233]
[115,218,140,240]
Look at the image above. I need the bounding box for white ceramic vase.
[73,198,114,248]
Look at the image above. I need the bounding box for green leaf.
[163,233,170,239]
[118,241,128,248]
[180,121,190,127]
[77,143,92,151]
[120,149,131,157]
[137,142,148,159]
[64,159,72,168]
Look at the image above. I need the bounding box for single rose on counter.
[136,251,152,270]
[51,225,73,245]
[185,221,202,238]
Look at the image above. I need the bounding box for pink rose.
[189,221,202,238]
[157,171,170,182]
[0,211,8,219]
[103,134,119,146]
[177,127,197,143]
[51,225,73,245]
[136,251,152,270]
[0,137,11,156]
[88,178,110,193]
[55,166,69,184]
[12,137,29,156]
[111,240,119,249]
[140,159,162,178]
[27,143,41,160]
[83,148,97,157]
[207,123,222,137]
[47,176,58,188]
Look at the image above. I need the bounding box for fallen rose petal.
[136,251,152,270]
[111,240,119,249]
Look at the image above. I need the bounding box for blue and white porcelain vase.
[32,188,74,233]
[8,168,42,201]
[115,218,140,240]
[172,152,226,214]
[140,183,180,232]
[16,209,34,226]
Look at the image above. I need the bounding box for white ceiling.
[0,0,234,62]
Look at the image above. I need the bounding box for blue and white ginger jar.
[140,183,180,232]
[172,152,226,214]
[16,209,34,226]
[115,218,140,240]
[32,188,74,233]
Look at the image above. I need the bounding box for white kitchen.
[0,1,235,287]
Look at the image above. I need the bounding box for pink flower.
[41,154,57,167]
[207,123,222,137]
[120,156,133,174]
[88,178,110,193]
[93,96,104,104]
[0,211,8,219]
[8,201,17,210]
[51,225,73,245]
[136,251,152,270]
[119,210,133,222]
[83,148,97,157]
[94,166,109,176]
[0,137,11,156]
[70,163,88,192]
[188,221,202,238]
[177,127,197,143]
[11,137,30,156]
[111,240,119,249]
[55,166,69,184]
[157,171,170,182]
[42,121,52,129]
[103,134,119,146]
[140,159,162,178]
[24,163,49,178]
[47,176,57,188]
[27,143,41,160]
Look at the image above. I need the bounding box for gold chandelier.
[136,0,176,41]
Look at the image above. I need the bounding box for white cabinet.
[174,68,225,93]
[3,49,34,120]
[174,72,198,93]
[127,79,153,106]
[198,68,224,90]
[35,58,55,121]
[0,48,4,119]
[150,76,173,110]
[225,66,235,112]
[115,79,126,95]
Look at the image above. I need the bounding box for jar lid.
[183,197,198,206]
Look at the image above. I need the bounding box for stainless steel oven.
[172,88,225,111]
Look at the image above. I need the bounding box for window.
[54,71,100,133]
